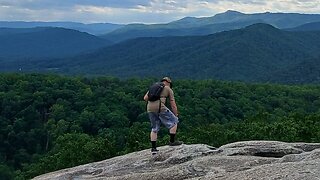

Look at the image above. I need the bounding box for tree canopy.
[0,73,320,179]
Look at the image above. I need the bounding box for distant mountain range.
[2,10,320,42]
[0,21,124,35]
[101,10,320,42]
[2,23,319,84]
[1,11,320,84]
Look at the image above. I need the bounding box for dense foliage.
[1,73,320,179]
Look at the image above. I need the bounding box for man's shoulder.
[163,86,174,98]
[163,86,173,92]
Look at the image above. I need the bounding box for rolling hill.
[8,23,320,84]
[268,56,320,83]
[287,21,320,31]
[0,21,124,35]
[100,19,264,43]
[0,27,111,59]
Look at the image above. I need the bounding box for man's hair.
[161,77,172,83]
[161,77,172,88]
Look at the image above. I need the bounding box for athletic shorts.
[148,108,179,132]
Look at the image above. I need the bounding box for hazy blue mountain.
[286,22,320,31]
[185,10,320,28]
[101,19,264,42]
[0,21,124,35]
[0,27,47,35]
[102,10,320,42]
[0,27,111,59]
[169,10,247,27]
[7,23,320,84]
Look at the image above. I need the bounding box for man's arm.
[143,92,149,101]
[170,100,178,117]
[168,88,178,116]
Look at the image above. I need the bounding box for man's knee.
[151,127,159,133]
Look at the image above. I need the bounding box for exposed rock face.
[33,141,320,180]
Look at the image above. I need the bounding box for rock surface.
[33,141,320,180]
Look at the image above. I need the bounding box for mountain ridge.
[102,10,320,42]
[0,21,124,35]
[0,27,111,59]
[2,23,320,83]
[2,21,320,83]
[27,23,320,83]
[287,21,320,31]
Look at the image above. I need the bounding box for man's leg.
[150,131,157,151]
[159,109,183,146]
[169,124,177,134]
[149,112,160,154]
[169,124,178,144]
[150,131,158,141]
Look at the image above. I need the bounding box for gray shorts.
[148,108,179,133]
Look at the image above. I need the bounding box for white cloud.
[0,0,319,23]
[75,5,114,15]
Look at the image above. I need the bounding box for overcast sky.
[0,0,319,24]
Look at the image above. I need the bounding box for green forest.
[1,73,320,179]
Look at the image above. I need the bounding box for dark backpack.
[147,82,165,101]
